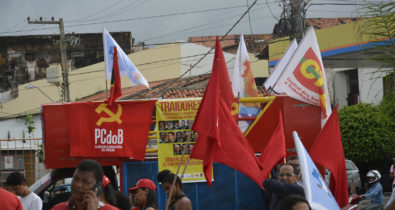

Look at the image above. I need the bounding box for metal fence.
[0,138,50,187]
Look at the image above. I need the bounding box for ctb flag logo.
[293,47,327,117]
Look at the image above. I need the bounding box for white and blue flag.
[103,28,149,88]
[293,131,340,210]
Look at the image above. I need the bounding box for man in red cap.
[128,179,158,210]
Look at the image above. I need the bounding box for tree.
[339,103,394,165]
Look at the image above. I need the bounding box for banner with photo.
[156,98,207,182]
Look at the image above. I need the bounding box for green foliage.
[380,89,395,120]
[24,114,35,135]
[339,103,394,164]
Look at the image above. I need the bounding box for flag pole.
[105,79,108,98]
[165,131,193,210]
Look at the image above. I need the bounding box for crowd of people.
[1,157,395,210]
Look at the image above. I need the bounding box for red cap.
[102,175,111,188]
[128,179,156,193]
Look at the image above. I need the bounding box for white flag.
[293,131,341,210]
[264,39,298,93]
[231,34,260,132]
[275,27,331,126]
[103,28,149,88]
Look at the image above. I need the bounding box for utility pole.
[289,0,306,42]
[27,17,70,102]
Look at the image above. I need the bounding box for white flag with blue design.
[293,131,340,210]
[103,28,149,88]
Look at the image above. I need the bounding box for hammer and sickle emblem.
[95,103,123,126]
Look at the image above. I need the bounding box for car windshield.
[346,161,356,170]
[29,173,51,192]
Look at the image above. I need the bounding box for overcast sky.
[0,0,373,46]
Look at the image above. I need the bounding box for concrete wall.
[0,114,42,150]
[358,67,390,105]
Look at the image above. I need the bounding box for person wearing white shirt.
[6,171,43,210]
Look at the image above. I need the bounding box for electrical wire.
[130,0,260,99]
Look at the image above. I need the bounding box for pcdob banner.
[66,100,156,160]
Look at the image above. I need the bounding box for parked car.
[345,159,362,193]
[325,159,362,194]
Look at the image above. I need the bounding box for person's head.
[160,132,167,140]
[288,156,300,174]
[6,172,29,196]
[174,144,181,153]
[174,121,180,127]
[193,132,199,140]
[157,170,183,197]
[128,179,157,209]
[187,120,193,127]
[188,144,194,152]
[366,170,381,184]
[71,159,104,206]
[101,175,117,206]
[183,131,190,139]
[181,120,186,126]
[280,194,311,210]
[278,164,299,184]
[176,132,183,140]
[159,121,165,129]
[181,144,187,153]
[166,121,173,128]
[168,132,175,142]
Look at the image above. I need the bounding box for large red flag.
[107,46,122,106]
[259,111,286,180]
[309,107,349,207]
[190,37,263,188]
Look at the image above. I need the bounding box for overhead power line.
[130,0,260,99]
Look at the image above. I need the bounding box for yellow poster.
[156,98,207,182]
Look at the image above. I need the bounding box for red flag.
[107,46,122,106]
[259,111,286,180]
[66,101,156,159]
[309,107,349,207]
[190,37,263,188]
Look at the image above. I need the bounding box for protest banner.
[156,98,206,182]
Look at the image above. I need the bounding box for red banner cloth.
[259,111,286,180]
[107,46,122,106]
[190,37,263,188]
[309,107,349,207]
[66,100,155,160]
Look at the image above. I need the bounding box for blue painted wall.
[122,161,264,210]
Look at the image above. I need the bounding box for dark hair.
[114,191,131,210]
[6,172,27,186]
[103,183,118,207]
[144,188,158,210]
[157,170,183,190]
[280,164,299,175]
[76,159,103,184]
[280,194,311,210]
[288,155,299,161]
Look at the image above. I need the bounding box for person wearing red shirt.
[51,159,118,210]
[0,187,23,210]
